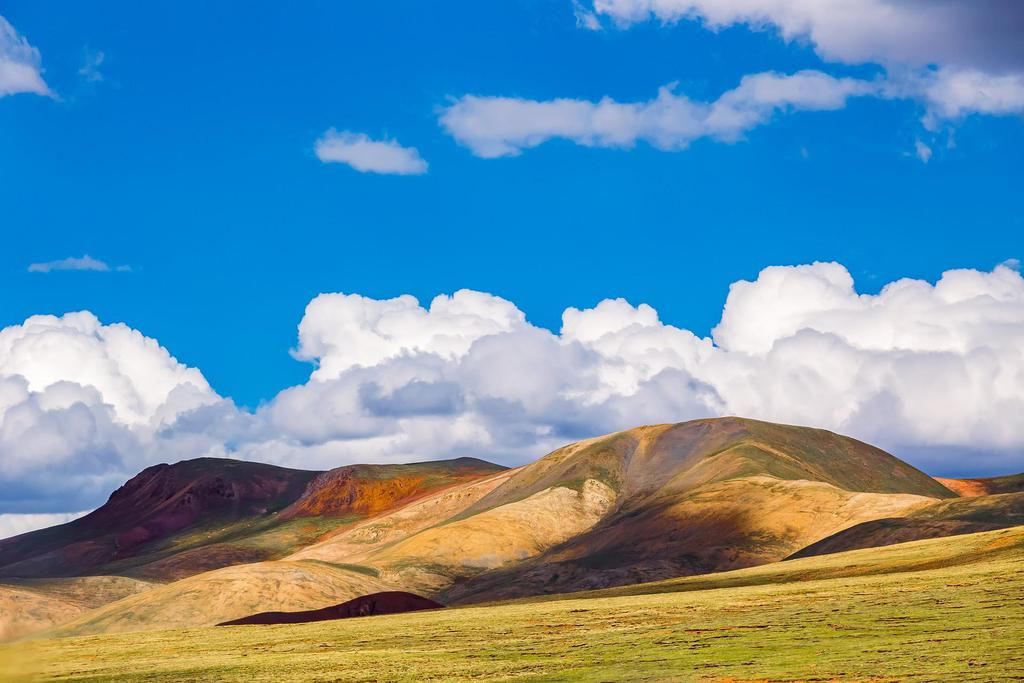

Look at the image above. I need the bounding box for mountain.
[0,458,318,579]
[0,457,505,581]
[434,417,958,601]
[9,417,1024,639]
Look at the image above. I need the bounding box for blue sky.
[4,1,1021,408]
[3,2,1024,529]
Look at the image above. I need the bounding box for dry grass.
[13,526,1024,682]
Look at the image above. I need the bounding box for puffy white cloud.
[6,262,1024,521]
[315,130,428,175]
[293,290,527,379]
[270,262,1024,476]
[0,313,221,514]
[583,1,1024,125]
[0,15,51,98]
[441,70,876,157]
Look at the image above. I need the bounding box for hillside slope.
[0,457,505,583]
[440,417,957,601]
[0,575,151,641]
[13,416,1017,637]
[21,526,1024,682]
[935,473,1024,497]
[0,459,320,579]
[789,490,1024,559]
[48,561,396,637]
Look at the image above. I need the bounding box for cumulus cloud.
[0,15,51,98]
[315,129,428,175]
[442,70,876,157]
[6,262,1024,526]
[27,255,131,273]
[265,263,1024,479]
[0,312,221,516]
[583,0,1024,125]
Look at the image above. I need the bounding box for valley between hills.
[1,416,1022,681]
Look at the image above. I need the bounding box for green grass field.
[8,526,1024,682]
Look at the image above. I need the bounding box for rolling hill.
[0,456,505,582]
[5,417,1022,640]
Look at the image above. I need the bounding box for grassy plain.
[9,525,1024,682]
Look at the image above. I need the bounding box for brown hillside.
[15,417,996,636]
[935,473,1024,497]
[0,459,319,579]
[0,458,505,583]
[789,490,1024,559]
[281,458,506,519]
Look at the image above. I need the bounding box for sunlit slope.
[287,468,517,565]
[466,418,953,516]
[790,489,1024,559]
[47,561,395,637]
[936,472,1024,497]
[0,576,151,641]
[440,417,955,600]
[22,526,1024,682]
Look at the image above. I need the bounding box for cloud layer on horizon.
[2,261,1024,538]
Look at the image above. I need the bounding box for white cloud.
[918,68,1024,125]
[0,511,90,540]
[6,262,1024,520]
[27,255,131,273]
[0,15,51,98]
[587,1,1024,73]
[315,129,428,175]
[267,262,1024,475]
[0,312,221,514]
[293,290,527,378]
[441,70,876,157]
[583,1,1024,126]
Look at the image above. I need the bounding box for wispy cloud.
[78,49,105,83]
[315,130,428,175]
[914,139,933,163]
[441,71,877,158]
[28,255,132,273]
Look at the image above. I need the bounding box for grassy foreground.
[8,526,1024,682]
